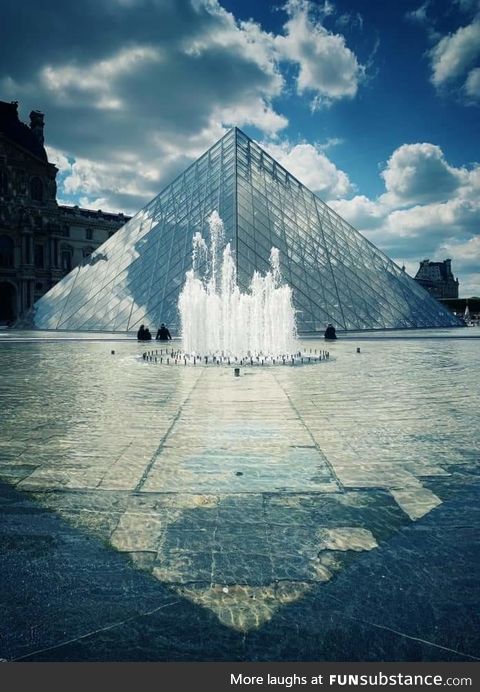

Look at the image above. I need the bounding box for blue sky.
[1,0,479,295]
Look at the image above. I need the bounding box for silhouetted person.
[137,324,152,341]
[156,323,172,341]
[324,324,337,340]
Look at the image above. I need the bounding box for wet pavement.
[0,330,479,661]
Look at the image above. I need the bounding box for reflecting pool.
[0,330,479,661]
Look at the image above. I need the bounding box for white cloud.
[335,11,363,32]
[465,65,480,99]
[178,11,285,135]
[317,1,336,19]
[317,137,344,150]
[406,2,480,96]
[78,195,108,211]
[380,143,466,205]
[330,142,480,296]
[329,194,386,228]
[219,99,288,137]
[429,19,480,92]
[274,0,364,107]
[453,272,480,296]
[406,2,430,25]
[0,0,370,214]
[41,46,162,111]
[4,0,295,211]
[62,157,159,214]
[45,145,72,174]
[405,1,442,41]
[435,234,480,295]
[385,200,466,238]
[262,139,353,199]
[436,234,480,269]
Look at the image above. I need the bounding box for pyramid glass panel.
[33,128,462,333]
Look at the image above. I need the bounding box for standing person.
[156,323,172,341]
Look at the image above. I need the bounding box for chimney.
[29,110,45,146]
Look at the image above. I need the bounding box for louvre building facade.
[33,128,462,333]
[0,100,129,324]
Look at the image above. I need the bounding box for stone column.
[20,279,28,312]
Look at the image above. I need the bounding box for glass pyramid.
[33,128,462,332]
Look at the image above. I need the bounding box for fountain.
[178,211,298,360]
[142,212,330,366]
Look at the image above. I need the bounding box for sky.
[1,0,479,296]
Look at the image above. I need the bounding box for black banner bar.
[1,662,479,692]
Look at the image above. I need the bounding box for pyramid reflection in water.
[33,128,461,332]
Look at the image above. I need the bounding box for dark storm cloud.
[1,0,290,212]
[0,0,211,78]
[0,0,372,215]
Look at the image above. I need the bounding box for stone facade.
[414,258,459,300]
[0,101,130,325]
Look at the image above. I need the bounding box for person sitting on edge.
[324,323,337,340]
[137,324,152,341]
[156,323,172,341]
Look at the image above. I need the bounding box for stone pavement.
[0,334,479,659]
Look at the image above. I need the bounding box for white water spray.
[178,211,297,358]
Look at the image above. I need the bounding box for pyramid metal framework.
[34,128,461,332]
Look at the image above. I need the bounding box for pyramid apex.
[226,125,249,139]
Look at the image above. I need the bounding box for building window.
[0,235,14,268]
[24,237,31,265]
[86,228,93,240]
[61,248,73,272]
[30,176,43,202]
[19,170,27,195]
[0,167,8,196]
[34,244,44,268]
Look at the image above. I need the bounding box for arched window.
[0,235,14,268]
[30,176,43,202]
